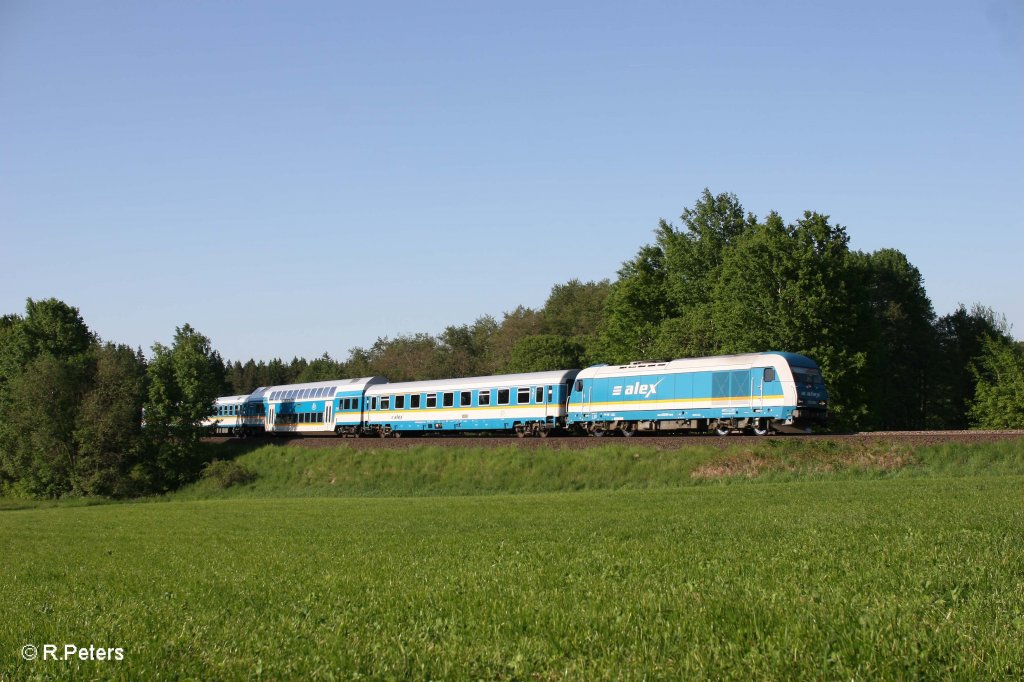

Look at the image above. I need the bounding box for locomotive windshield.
[792,367,824,386]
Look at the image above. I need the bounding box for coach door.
[325,400,333,430]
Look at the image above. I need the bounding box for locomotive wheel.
[538,428,551,438]
[751,419,772,436]
[620,423,637,437]
[590,425,606,437]
[714,424,732,437]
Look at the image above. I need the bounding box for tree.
[73,344,148,497]
[0,299,96,496]
[507,335,585,373]
[297,352,346,383]
[487,307,545,373]
[439,316,499,377]
[1,354,89,497]
[142,324,224,490]
[849,249,937,429]
[598,245,671,363]
[661,189,751,311]
[705,210,870,429]
[932,304,1012,428]
[969,335,1024,428]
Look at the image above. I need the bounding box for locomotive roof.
[579,352,818,378]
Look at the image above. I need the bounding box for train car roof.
[214,394,250,405]
[365,369,580,395]
[263,376,387,395]
[246,387,269,401]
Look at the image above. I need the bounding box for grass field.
[3,440,1024,680]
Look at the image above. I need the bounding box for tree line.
[2,190,1022,498]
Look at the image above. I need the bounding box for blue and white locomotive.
[207,352,828,437]
[566,352,828,436]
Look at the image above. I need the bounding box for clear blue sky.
[2,0,1022,361]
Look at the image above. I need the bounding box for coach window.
[497,389,510,405]
[395,395,405,409]
[478,390,490,407]
[460,391,471,407]
[411,394,421,409]
[443,392,454,408]
[426,393,437,408]
[381,396,390,410]
[371,397,378,410]
[535,386,544,403]
[517,387,531,404]
[352,398,360,410]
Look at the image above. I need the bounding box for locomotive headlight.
[820,401,827,407]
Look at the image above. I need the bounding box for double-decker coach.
[566,352,828,436]
[363,369,580,437]
[264,377,387,435]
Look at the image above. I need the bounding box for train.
[202,351,829,437]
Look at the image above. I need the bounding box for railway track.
[207,430,1024,451]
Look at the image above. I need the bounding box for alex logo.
[611,378,664,398]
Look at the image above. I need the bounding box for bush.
[201,459,256,489]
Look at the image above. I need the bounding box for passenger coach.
[202,394,250,436]
[363,369,580,437]
[566,352,828,436]
[263,377,387,435]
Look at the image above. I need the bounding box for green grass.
[3,440,1024,679]
[168,438,1024,500]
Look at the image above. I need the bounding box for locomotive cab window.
[574,380,583,393]
[763,367,776,383]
